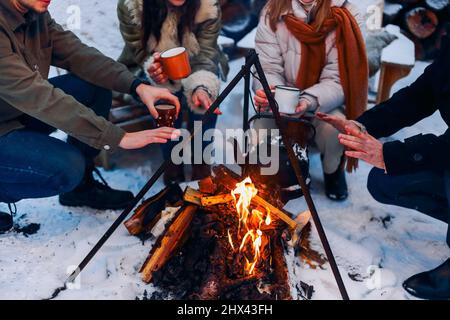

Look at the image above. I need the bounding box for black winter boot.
[59,167,134,210]
[323,156,348,201]
[403,259,450,300]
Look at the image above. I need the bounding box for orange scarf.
[284,7,369,172]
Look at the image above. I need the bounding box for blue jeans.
[160,92,217,164]
[0,74,112,203]
[368,168,450,247]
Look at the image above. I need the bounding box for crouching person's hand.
[315,112,362,134]
[338,125,386,171]
[136,84,180,119]
[119,127,181,150]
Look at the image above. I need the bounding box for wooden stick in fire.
[140,204,197,283]
[184,187,235,207]
[212,166,310,244]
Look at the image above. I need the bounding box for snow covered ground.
[1,1,449,300]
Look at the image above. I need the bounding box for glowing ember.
[229,177,272,275]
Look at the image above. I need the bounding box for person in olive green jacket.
[117,0,229,184]
[0,0,181,233]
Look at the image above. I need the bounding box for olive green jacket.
[117,0,229,112]
[0,1,137,151]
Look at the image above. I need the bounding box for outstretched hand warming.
[338,125,386,170]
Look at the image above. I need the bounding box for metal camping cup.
[160,47,191,81]
[274,85,301,114]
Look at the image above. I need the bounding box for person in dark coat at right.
[317,24,450,300]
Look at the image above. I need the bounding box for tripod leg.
[243,57,252,176]
[253,53,350,300]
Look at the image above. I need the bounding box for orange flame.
[265,208,271,226]
[231,177,258,232]
[230,177,272,275]
[227,229,235,251]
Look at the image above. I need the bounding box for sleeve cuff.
[300,93,319,111]
[130,78,143,96]
[382,140,410,175]
[356,113,376,137]
[97,123,126,153]
[181,70,220,114]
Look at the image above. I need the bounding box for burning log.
[198,176,217,194]
[201,194,235,207]
[297,223,327,269]
[290,210,312,247]
[184,186,235,207]
[184,187,203,206]
[124,200,161,236]
[124,185,182,236]
[269,237,292,300]
[213,165,298,230]
[251,196,298,230]
[140,205,198,283]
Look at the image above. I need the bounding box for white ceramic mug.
[274,85,301,114]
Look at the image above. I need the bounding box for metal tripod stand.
[53,50,349,300]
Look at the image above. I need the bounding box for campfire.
[60,51,346,301]
[124,165,322,300]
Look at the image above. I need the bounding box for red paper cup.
[155,104,177,128]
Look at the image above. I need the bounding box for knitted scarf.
[284,6,369,172]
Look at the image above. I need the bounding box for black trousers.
[367,168,450,247]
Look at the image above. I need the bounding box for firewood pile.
[384,0,450,59]
[124,165,322,300]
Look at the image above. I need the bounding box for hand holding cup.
[254,85,276,112]
[254,85,303,115]
[135,84,180,119]
[160,47,191,81]
[148,52,169,85]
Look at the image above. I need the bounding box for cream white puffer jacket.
[254,0,365,114]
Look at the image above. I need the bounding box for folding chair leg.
[376,62,413,104]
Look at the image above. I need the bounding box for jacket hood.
[123,0,219,26]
